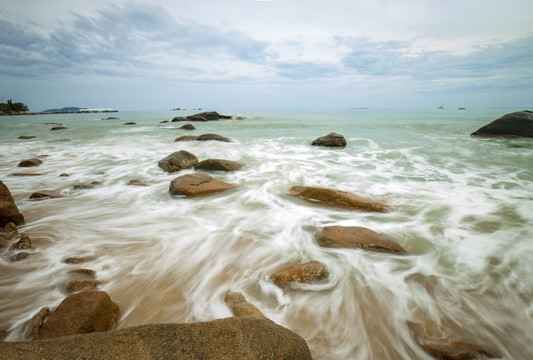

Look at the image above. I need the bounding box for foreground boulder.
[0,181,24,226]
[311,132,347,147]
[34,291,119,340]
[224,291,264,317]
[169,173,236,197]
[1,317,312,360]
[270,260,329,289]
[289,186,390,213]
[18,158,43,167]
[316,226,405,253]
[157,150,198,173]
[471,110,533,137]
[195,159,244,171]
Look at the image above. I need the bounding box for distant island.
[0,102,118,116]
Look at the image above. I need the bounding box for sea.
[0,108,532,359]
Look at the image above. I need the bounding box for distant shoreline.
[0,110,118,116]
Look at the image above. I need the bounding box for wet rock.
[11,172,44,176]
[105,117,119,120]
[123,122,136,125]
[28,307,51,339]
[169,173,236,197]
[289,186,390,212]
[10,252,31,262]
[18,158,43,167]
[68,269,97,278]
[0,181,24,226]
[29,190,64,200]
[171,116,187,122]
[180,123,196,130]
[1,317,312,360]
[195,159,244,171]
[2,222,19,239]
[65,280,103,293]
[158,150,198,173]
[160,120,169,123]
[13,235,32,250]
[418,341,498,360]
[311,132,347,147]
[18,135,36,139]
[182,111,232,122]
[174,133,232,142]
[471,110,533,137]
[0,328,6,340]
[316,226,405,253]
[127,179,150,186]
[224,291,264,317]
[34,291,119,340]
[270,260,329,289]
[50,126,68,130]
[63,256,89,264]
[73,181,100,190]
[174,135,199,142]
[60,173,69,177]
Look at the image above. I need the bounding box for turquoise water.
[1,108,532,359]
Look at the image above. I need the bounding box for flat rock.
[224,292,264,317]
[18,135,36,139]
[0,181,24,226]
[50,126,68,130]
[311,132,346,147]
[11,172,44,176]
[18,158,43,167]
[1,317,312,360]
[157,150,198,173]
[316,226,405,253]
[169,173,236,197]
[270,260,329,289]
[195,159,244,171]
[289,186,390,212]
[34,291,119,340]
[174,134,232,142]
[29,190,64,200]
[471,110,533,137]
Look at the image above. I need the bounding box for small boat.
[437,101,444,109]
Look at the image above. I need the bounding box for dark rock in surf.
[29,190,64,200]
[127,179,150,186]
[63,257,89,264]
[34,291,119,340]
[10,252,31,262]
[123,122,136,125]
[316,226,405,253]
[18,135,37,139]
[158,150,198,173]
[195,159,244,172]
[50,126,68,131]
[65,280,103,293]
[471,110,533,137]
[174,134,232,142]
[270,261,329,289]
[181,111,232,122]
[2,317,312,360]
[73,182,100,190]
[180,123,196,130]
[169,173,236,197]
[68,269,97,278]
[171,116,186,122]
[0,181,24,226]
[18,158,43,167]
[311,132,346,147]
[224,291,264,317]
[13,234,32,250]
[174,135,199,142]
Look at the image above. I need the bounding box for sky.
[0,0,532,111]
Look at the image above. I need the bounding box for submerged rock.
[18,135,37,139]
[127,179,150,186]
[195,159,244,171]
[157,150,198,173]
[18,158,43,167]
[1,317,312,360]
[123,122,136,125]
[316,226,405,253]
[0,181,24,226]
[34,291,119,340]
[224,292,264,317]
[289,186,390,212]
[311,132,347,147]
[50,126,68,131]
[65,280,103,293]
[471,110,533,137]
[29,190,64,200]
[169,173,236,197]
[73,181,100,190]
[270,260,329,289]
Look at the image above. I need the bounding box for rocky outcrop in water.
[270,260,329,289]
[195,159,244,171]
[50,126,68,131]
[289,186,390,212]
[180,123,195,130]
[169,173,236,197]
[1,317,312,360]
[316,226,405,253]
[471,110,533,137]
[157,150,198,173]
[0,181,24,226]
[29,190,64,200]
[174,133,232,142]
[311,132,347,147]
[18,158,43,167]
[224,291,264,317]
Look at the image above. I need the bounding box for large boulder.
[18,158,43,167]
[0,181,24,226]
[311,132,346,147]
[157,150,198,173]
[289,186,390,213]
[34,291,119,340]
[195,159,244,172]
[316,226,405,253]
[224,291,264,317]
[270,261,329,289]
[471,110,533,137]
[1,317,312,360]
[185,111,232,122]
[169,173,236,197]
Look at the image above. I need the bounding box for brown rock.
[174,135,199,142]
[28,307,51,339]
[171,116,187,122]
[157,150,198,173]
[68,269,97,278]
[169,173,236,197]
[10,252,31,262]
[195,159,244,171]
[65,280,103,293]
[2,222,19,239]
[123,122,136,125]
[311,132,347,147]
[289,186,390,212]
[0,182,24,227]
[34,291,119,340]
[270,260,329,289]
[224,292,264,317]
[316,226,405,253]
[127,179,150,186]
[50,126,68,130]
[18,135,37,139]
[29,190,64,200]
[13,235,32,250]
[60,173,69,177]
[196,133,231,142]
[418,341,497,360]
[63,257,89,264]
[2,317,312,360]
[11,173,44,176]
[18,158,43,167]
[73,181,100,190]
[180,123,196,130]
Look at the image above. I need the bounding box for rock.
[160,120,169,123]
[63,257,89,264]
[18,158,43,167]
[471,110,533,137]
[60,173,69,177]
[123,122,136,125]
[0,329,7,340]
[157,150,198,173]
[28,307,51,339]
[29,190,64,200]
[50,126,68,130]
[196,133,232,142]
[34,291,119,340]
[0,181,24,226]
[65,280,103,293]
[73,181,100,190]
[185,111,232,121]
[1,317,312,360]
[105,117,119,120]
[195,159,244,171]
[11,173,44,176]
[18,135,36,139]
[224,292,264,317]
[169,173,236,197]
[311,132,347,147]
[418,341,498,360]
[316,226,405,253]
[270,260,329,289]
[68,269,97,278]
[289,186,390,212]
[174,135,199,142]
[180,123,196,130]
[10,252,31,262]
[171,116,187,122]
[127,179,150,186]
[13,235,32,250]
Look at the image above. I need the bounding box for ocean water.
[0,108,532,359]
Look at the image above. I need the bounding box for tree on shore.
[0,99,29,114]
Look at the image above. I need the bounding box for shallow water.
[1,108,532,359]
